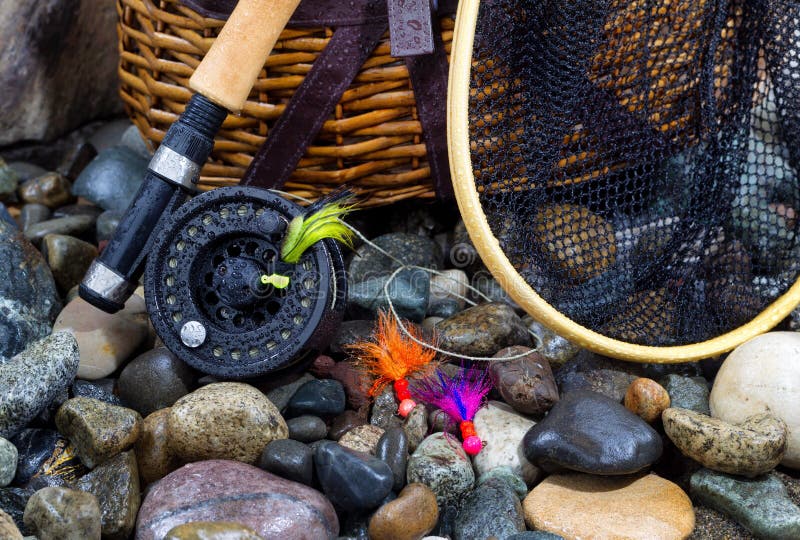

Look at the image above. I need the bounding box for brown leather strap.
[405,20,453,200]
[241,22,389,189]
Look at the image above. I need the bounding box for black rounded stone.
[286,379,345,418]
[286,415,328,443]
[258,439,314,486]
[314,441,393,511]
[522,390,663,475]
[376,427,409,492]
[117,348,195,417]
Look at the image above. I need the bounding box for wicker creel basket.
[117,0,454,206]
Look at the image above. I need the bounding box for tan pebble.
[663,408,786,477]
[167,383,288,464]
[625,377,671,423]
[0,509,22,540]
[338,424,385,455]
[523,473,694,540]
[135,408,181,485]
[368,483,439,540]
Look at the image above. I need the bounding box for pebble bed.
[0,121,799,539]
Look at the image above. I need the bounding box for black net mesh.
[469,0,800,346]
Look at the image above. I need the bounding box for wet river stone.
[454,476,525,540]
[0,437,16,487]
[691,468,800,539]
[18,172,74,208]
[523,390,662,475]
[24,215,95,246]
[117,347,195,417]
[1,487,33,535]
[258,439,314,486]
[42,234,97,293]
[55,397,142,469]
[314,441,394,511]
[437,303,530,357]
[165,521,264,539]
[136,459,338,539]
[75,450,139,540]
[285,379,345,418]
[168,383,288,464]
[662,374,710,415]
[72,147,149,212]
[0,508,22,540]
[19,203,50,231]
[663,408,786,477]
[709,332,800,469]
[23,487,101,540]
[402,403,427,452]
[368,483,438,540]
[0,218,60,360]
[287,415,328,443]
[376,427,409,492]
[524,319,581,369]
[407,433,475,505]
[489,347,559,416]
[348,267,431,322]
[474,401,539,486]
[134,409,180,486]
[524,473,694,539]
[53,296,151,380]
[339,424,384,455]
[625,377,671,423]
[348,232,442,283]
[0,332,79,439]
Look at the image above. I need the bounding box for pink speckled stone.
[135,460,338,540]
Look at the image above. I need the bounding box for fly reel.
[144,186,346,379]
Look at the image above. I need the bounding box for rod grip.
[189,0,301,113]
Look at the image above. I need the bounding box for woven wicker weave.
[117,0,454,206]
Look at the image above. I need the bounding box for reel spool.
[144,186,346,378]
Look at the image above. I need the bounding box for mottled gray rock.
[402,404,427,452]
[662,374,710,415]
[690,468,800,540]
[370,386,402,431]
[72,147,148,212]
[454,476,525,540]
[437,303,530,357]
[348,233,442,283]
[0,219,60,360]
[0,333,80,439]
[477,466,528,500]
[407,433,475,505]
[0,438,17,487]
[23,487,101,540]
[348,268,430,322]
[75,451,140,540]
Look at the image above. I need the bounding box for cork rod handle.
[189,0,301,113]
